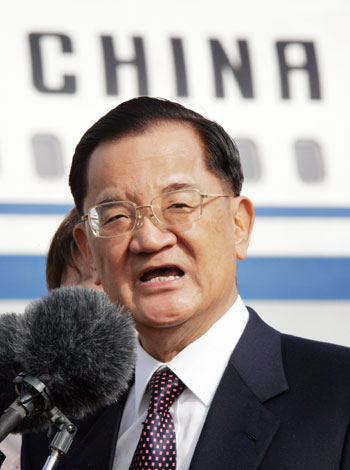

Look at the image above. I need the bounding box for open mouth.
[140,266,184,284]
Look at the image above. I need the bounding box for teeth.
[145,275,181,283]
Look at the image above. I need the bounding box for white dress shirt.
[113,296,249,470]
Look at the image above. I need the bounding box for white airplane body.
[0,0,349,345]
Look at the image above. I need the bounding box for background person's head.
[46,208,103,290]
[69,97,244,216]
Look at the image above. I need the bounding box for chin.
[136,304,192,329]
[140,318,189,332]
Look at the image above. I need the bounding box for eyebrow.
[161,182,199,193]
[96,183,199,205]
[96,197,124,205]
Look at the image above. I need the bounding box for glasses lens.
[153,190,202,226]
[89,202,136,237]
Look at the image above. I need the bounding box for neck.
[136,305,232,362]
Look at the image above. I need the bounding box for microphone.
[0,286,136,439]
[0,313,24,412]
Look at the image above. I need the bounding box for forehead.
[85,122,221,207]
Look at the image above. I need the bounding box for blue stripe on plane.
[0,204,73,215]
[237,257,350,300]
[255,207,350,218]
[0,204,350,217]
[1,255,48,299]
[0,255,349,300]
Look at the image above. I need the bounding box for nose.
[129,206,177,254]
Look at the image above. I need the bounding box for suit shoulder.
[281,333,350,387]
[282,332,350,359]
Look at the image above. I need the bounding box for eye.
[168,202,190,210]
[100,204,133,226]
[164,199,196,213]
[103,213,130,226]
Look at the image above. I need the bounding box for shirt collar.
[134,295,249,412]
[134,341,162,414]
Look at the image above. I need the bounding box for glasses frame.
[81,188,231,238]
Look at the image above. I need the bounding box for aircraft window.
[295,140,324,182]
[235,138,261,181]
[32,134,64,178]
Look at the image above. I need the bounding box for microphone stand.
[42,406,77,470]
[0,373,77,470]
[13,373,77,470]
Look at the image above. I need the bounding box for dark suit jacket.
[21,308,350,469]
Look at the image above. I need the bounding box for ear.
[233,197,254,260]
[73,224,102,287]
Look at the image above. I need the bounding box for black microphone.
[0,286,136,440]
[0,312,24,413]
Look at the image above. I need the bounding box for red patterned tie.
[129,368,185,469]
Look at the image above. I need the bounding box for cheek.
[191,220,235,278]
[206,216,236,253]
[90,239,129,289]
[205,223,236,278]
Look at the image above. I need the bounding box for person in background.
[46,208,104,291]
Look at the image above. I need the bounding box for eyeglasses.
[81,189,231,238]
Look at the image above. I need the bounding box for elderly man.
[22,97,350,470]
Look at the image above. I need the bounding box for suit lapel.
[61,390,128,470]
[107,390,129,470]
[190,308,288,470]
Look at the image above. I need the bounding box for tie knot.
[149,368,185,413]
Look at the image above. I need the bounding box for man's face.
[75,122,253,344]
